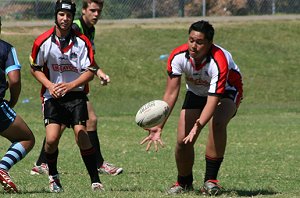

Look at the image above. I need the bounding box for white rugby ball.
[135,100,170,128]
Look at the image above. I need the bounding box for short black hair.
[188,20,214,41]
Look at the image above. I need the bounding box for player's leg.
[86,101,103,166]
[201,98,237,195]
[43,99,66,193]
[44,122,63,193]
[87,101,123,175]
[176,109,201,184]
[30,137,48,175]
[73,124,103,190]
[31,125,66,175]
[168,92,205,194]
[72,98,103,191]
[0,113,35,193]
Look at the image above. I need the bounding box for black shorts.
[0,100,16,132]
[182,91,207,110]
[43,92,88,128]
[182,90,238,110]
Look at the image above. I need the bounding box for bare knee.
[176,141,193,152]
[45,137,59,153]
[212,118,228,132]
[87,112,97,130]
[87,114,97,125]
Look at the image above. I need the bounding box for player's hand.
[140,126,164,152]
[100,74,110,86]
[97,69,110,86]
[52,83,68,98]
[183,125,200,144]
[49,83,63,98]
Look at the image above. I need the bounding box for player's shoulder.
[0,39,13,50]
[169,43,188,60]
[172,43,189,54]
[72,20,81,32]
[211,44,232,58]
[34,27,54,45]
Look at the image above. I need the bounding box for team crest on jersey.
[70,52,78,61]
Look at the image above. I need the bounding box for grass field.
[0,18,299,197]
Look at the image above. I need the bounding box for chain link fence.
[0,0,299,20]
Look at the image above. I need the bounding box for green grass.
[1,19,299,197]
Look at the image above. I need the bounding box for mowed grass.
[0,19,299,197]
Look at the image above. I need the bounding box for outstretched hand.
[140,126,164,152]
[182,124,200,144]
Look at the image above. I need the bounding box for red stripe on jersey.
[30,27,54,64]
[211,45,228,94]
[73,30,94,95]
[31,27,54,101]
[167,43,188,74]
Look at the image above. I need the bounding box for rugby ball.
[135,100,170,128]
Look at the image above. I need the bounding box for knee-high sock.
[36,137,47,166]
[80,147,100,184]
[0,142,26,171]
[45,149,59,176]
[88,131,104,167]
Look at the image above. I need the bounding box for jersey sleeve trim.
[167,43,189,74]
[5,47,21,74]
[210,45,228,94]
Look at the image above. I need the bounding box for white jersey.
[167,43,243,99]
[30,27,95,101]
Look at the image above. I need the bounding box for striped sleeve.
[29,27,54,68]
[5,47,21,74]
[209,45,228,95]
[167,44,188,76]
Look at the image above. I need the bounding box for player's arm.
[183,95,219,143]
[30,65,53,91]
[63,69,94,91]
[195,94,219,128]
[140,74,181,152]
[5,47,22,107]
[88,61,110,85]
[7,69,21,108]
[159,74,181,129]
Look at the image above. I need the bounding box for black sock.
[88,131,104,168]
[80,147,100,184]
[36,138,47,166]
[204,155,223,182]
[45,149,59,176]
[178,173,193,187]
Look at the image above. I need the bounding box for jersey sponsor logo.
[52,64,78,73]
[186,76,210,86]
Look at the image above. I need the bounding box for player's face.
[82,2,103,27]
[188,30,212,60]
[56,11,73,31]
